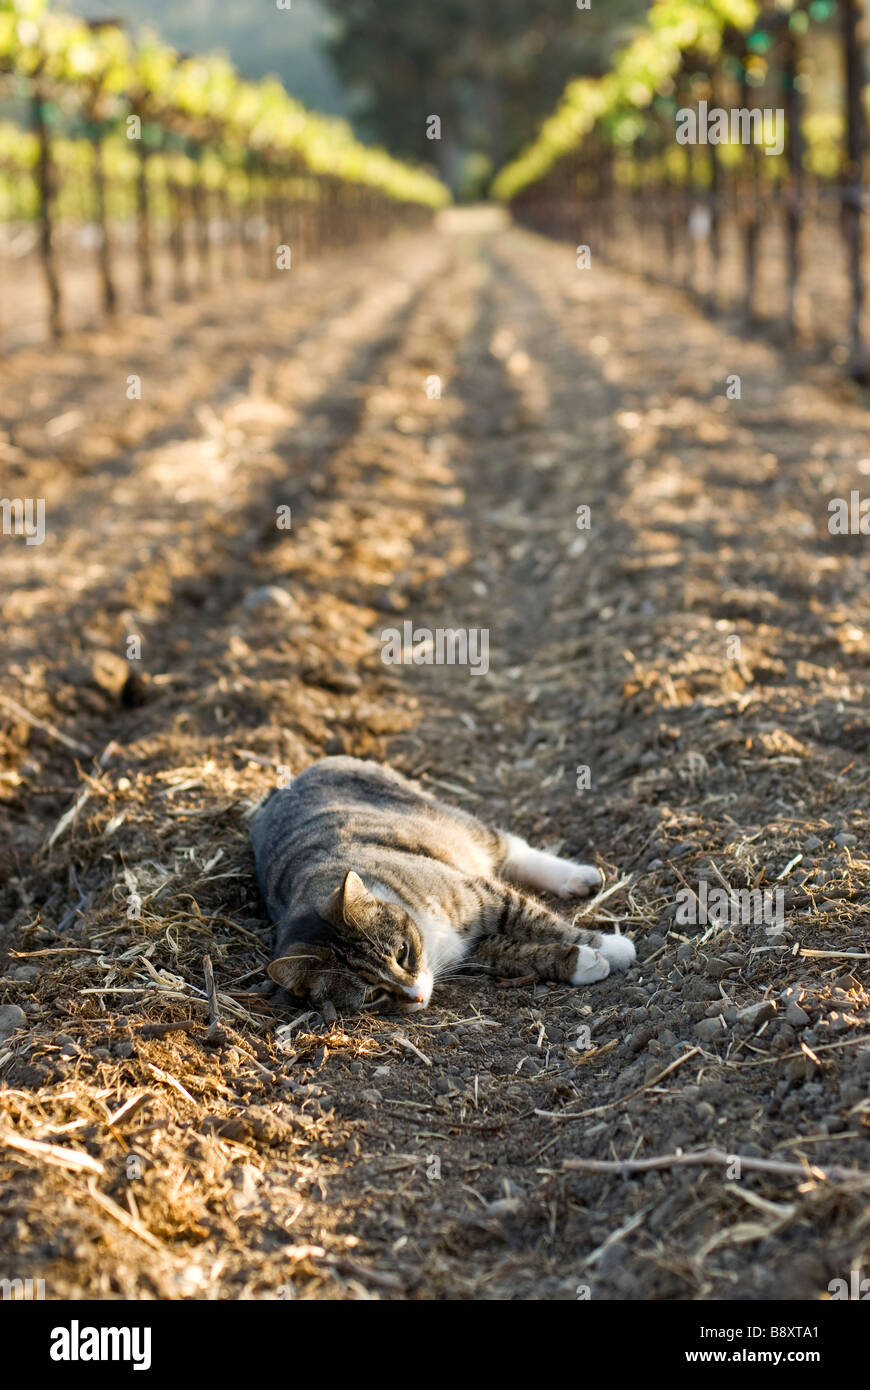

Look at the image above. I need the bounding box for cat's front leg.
[475,883,636,978]
[473,936,613,985]
[500,834,603,899]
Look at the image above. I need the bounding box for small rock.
[822,1113,848,1134]
[689,980,722,1002]
[203,1116,247,1142]
[597,1240,626,1273]
[7,965,38,983]
[785,1001,810,1027]
[244,586,297,612]
[628,1023,655,1055]
[834,832,857,848]
[828,1011,855,1034]
[703,956,732,980]
[696,1017,725,1042]
[360,1088,382,1107]
[0,1004,27,1041]
[371,587,407,614]
[803,834,823,852]
[736,1000,777,1028]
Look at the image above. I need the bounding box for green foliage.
[0,0,450,213]
[491,0,840,200]
[67,0,347,119]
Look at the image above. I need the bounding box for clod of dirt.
[243,586,298,613]
[0,1004,27,1042]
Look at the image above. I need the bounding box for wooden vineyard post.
[741,66,762,326]
[219,188,234,280]
[838,0,867,378]
[267,175,284,277]
[674,67,695,295]
[600,141,614,252]
[192,178,211,292]
[630,143,644,277]
[258,166,272,277]
[782,20,804,341]
[682,142,694,294]
[168,179,187,299]
[661,164,675,282]
[707,68,723,315]
[135,131,154,312]
[656,114,670,282]
[243,165,259,278]
[32,81,63,339]
[90,130,117,317]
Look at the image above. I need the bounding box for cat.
[250,756,635,1013]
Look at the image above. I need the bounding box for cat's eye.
[396,942,410,969]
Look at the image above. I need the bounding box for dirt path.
[1,210,868,1301]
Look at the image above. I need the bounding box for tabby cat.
[250,756,635,1012]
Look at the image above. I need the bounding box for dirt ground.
[1,207,868,1301]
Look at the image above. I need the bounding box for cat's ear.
[268,947,330,994]
[340,870,375,926]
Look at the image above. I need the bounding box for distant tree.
[321,0,651,191]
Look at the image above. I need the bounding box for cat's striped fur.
[250,756,635,1012]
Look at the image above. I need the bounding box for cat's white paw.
[553,862,603,899]
[570,946,611,985]
[599,933,636,972]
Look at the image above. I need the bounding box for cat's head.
[267,871,431,1014]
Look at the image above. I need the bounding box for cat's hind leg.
[499,833,603,899]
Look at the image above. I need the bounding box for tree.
[321,0,651,193]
